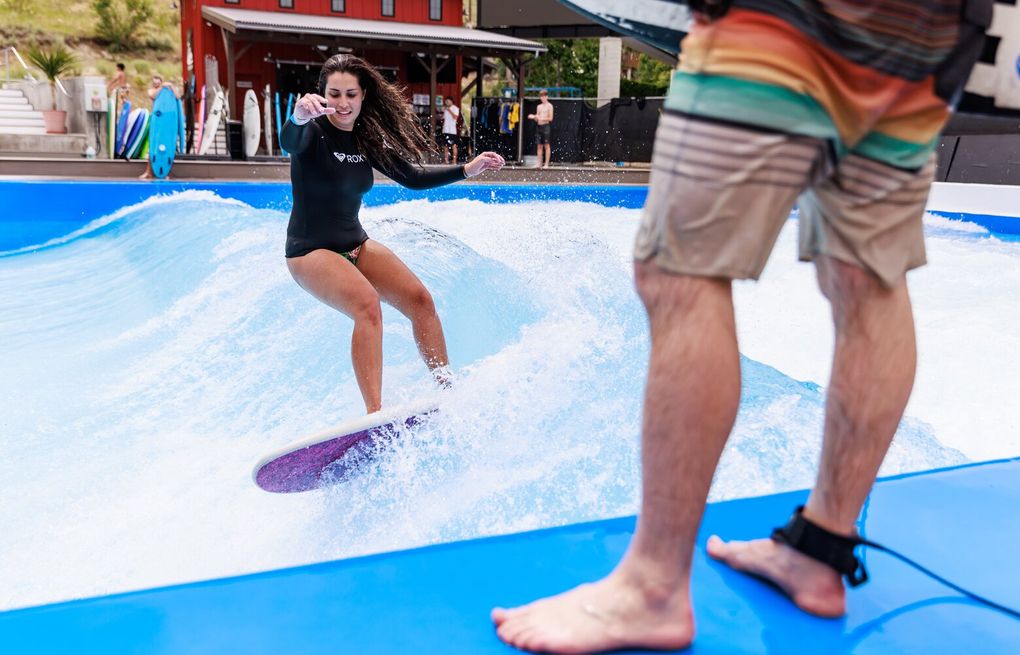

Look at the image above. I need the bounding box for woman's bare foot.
[706,535,846,617]
[492,573,694,654]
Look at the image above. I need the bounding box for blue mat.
[3,459,1018,654]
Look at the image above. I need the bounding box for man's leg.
[709,255,917,616]
[492,266,742,654]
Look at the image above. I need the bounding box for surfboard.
[195,85,206,155]
[183,77,195,154]
[198,89,224,156]
[275,91,286,157]
[263,84,273,156]
[125,109,150,160]
[253,399,440,493]
[138,128,150,160]
[242,89,260,158]
[120,108,143,160]
[148,87,181,179]
[557,0,689,58]
[115,99,132,158]
[106,90,117,159]
[178,98,186,154]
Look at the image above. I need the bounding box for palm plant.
[26,44,77,110]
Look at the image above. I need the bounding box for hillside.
[0,0,183,98]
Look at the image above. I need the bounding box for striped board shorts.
[634,7,982,286]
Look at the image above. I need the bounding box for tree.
[525,39,601,98]
[523,40,672,98]
[92,0,154,52]
[26,44,77,110]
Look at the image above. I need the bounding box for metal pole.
[516,58,525,164]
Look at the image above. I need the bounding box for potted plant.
[26,43,77,134]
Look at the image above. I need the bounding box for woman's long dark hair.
[317,54,433,172]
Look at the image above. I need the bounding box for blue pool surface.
[1,458,1018,654]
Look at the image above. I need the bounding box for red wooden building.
[179,0,544,149]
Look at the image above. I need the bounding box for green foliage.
[631,54,673,94]
[26,42,77,110]
[26,43,77,83]
[523,40,674,99]
[92,0,154,52]
[621,79,668,97]
[0,0,35,17]
[526,39,601,98]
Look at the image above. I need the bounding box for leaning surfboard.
[115,99,133,158]
[263,84,273,156]
[242,88,260,158]
[198,89,224,156]
[253,399,439,493]
[148,86,181,179]
[106,91,118,159]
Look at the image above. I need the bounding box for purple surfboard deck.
[254,406,436,493]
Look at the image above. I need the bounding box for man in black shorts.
[527,89,554,168]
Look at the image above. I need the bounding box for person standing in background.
[106,62,128,97]
[527,89,554,168]
[442,96,460,164]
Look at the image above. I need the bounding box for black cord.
[95,112,103,156]
[859,538,1020,620]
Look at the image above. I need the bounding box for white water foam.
[0,194,1015,611]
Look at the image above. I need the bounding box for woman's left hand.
[464,151,506,178]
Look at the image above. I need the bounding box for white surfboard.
[198,89,224,156]
[253,398,440,493]
[263,83,273,156]
[242,89,260,158]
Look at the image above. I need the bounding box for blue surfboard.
[177,98,186,155]
[148,87,180,178]
[123,108,149,160]
[275,91,286,156]
[115,100,132,158]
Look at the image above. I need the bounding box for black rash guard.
[281,116,467,258]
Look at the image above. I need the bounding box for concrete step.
[0,89,28,98]
[0,97,31,106]
[0,108,41,118]
[0,132,87,151]
[0,126,48,135]
[0,116,46,127]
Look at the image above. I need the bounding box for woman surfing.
[281,54,504,413]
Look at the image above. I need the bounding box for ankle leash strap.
[771,505,869,587]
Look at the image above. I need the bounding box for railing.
[2,46,69,97]
[2,46,37,86]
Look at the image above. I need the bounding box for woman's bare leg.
[356,240,450,381]
[287,249,384,412]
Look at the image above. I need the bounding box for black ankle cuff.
[771,506,869,587]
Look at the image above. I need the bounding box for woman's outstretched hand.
[291,93,336,125]
[464,151,506,178]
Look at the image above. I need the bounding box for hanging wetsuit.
[281,115,466,259]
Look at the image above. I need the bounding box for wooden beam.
[222,27,236,120]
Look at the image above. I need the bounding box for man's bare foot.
[492,574,693,654]
[138,172,152,180]
[706,535,846,617]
